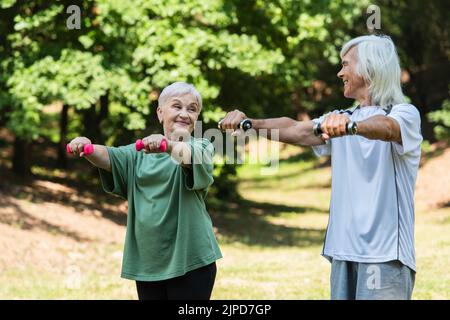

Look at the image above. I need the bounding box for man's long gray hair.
[341,35,406,107]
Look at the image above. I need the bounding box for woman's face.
[157,93,201,138]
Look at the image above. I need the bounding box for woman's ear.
[157,106,163,124]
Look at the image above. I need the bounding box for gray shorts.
[330,260,415,300]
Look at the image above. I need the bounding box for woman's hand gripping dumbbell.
[135,135,168,153]
[66,137,94,157]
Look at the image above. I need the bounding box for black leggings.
[136,263,217,300]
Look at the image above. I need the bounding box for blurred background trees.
[0,0,448,198]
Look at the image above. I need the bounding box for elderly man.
[220,35,422,300]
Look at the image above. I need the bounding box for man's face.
[337,46,368,101]
[157,93,200,138]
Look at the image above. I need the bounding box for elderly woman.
[68,82,222,300]
[221,35,422,300]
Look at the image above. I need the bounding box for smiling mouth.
[343,80,349,85]
[175,121,190,126]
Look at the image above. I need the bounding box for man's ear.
[157,106,163,124]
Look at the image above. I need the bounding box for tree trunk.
[82,103,98,142]
[12,136,31,176]
[82,92,109,144]
[97,92,109,144]
[57,104,69,168]
[99,93,109,123]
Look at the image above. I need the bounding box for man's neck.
[358,94,372,107]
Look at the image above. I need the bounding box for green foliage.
[1,0,366,142]
[5,50,108,138]
[210,160,239,200]
[421,140,432,154]
[1,0,447,194]
[0,0,367,189]
[0,0,16,9]
[428,97,450,141]
[354,0,450,136]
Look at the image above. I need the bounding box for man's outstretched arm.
[319,112,402,143]
[265,120,325,146]
[220,110,325,146]
[356,115,402,143]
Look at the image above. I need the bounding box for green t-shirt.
[98,137,222,281]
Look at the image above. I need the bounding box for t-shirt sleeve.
[182,138,214,191]
[311,112,333,157]
[98,144,136,199]
[387,104,423,155]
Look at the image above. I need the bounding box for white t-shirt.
[312,104,422,271]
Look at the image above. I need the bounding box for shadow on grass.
[239,156,331,185]
[208,198,327,248]
[439,200,450,208]
[239,166,315,184]
[241,181,331,191]
[1,143,329,249]
[0,193,95,242]
[0,165,127,231]
[282,148,317,163]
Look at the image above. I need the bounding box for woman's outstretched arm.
[67,137,111,171]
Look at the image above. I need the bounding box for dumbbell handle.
[313,122,357,137]
[218,118,253,131]
[66,143,94,155]
[135,139,167,152]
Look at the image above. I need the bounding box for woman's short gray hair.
[158,82,203,110]
[341,34,406,107]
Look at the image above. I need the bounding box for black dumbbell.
[313,121,358,137]
[218,119,253,132]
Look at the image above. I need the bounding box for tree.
[349,0,450,141]
[0,0,286,176]
[2,0,446,198]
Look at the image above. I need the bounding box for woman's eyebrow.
[170,98,198,108]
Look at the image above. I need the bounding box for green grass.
[207,158,332,299]
[0,243,136,300]
[0,148,449,299]
[210,153,450,299]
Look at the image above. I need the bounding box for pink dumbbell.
[66,143,94,156]
[135,139,167,152]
